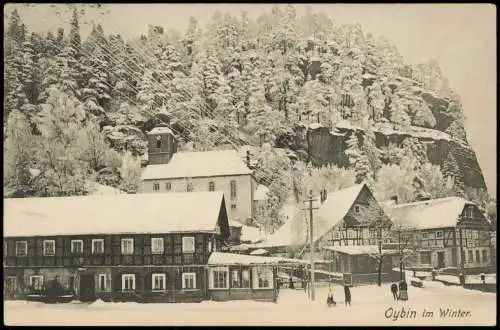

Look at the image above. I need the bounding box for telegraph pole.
[303,190,319,301]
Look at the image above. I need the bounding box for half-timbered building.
[384,196,495,273]
[3,191,230,302]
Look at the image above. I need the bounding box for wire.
[28,4,288,191]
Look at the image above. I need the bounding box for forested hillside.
[3,4,495,230]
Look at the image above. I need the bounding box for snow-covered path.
[4,282,496,326]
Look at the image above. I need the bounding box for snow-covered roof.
[4,191,226,237]
[141,150,252,180]
[255,183,368,248]
[240,225,265,243]
[323,245,398,255]
[254,185,269,201]
[249,248,268,255]
[228,221,243,228]
[85,181,125,195]
[309,123,323,130]
[207,252,307,266]
[147,127,173,135]
[384,196,479,230]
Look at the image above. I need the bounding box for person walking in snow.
[391,283,399,300]
[326,287,336,307]
[344,284,351,306]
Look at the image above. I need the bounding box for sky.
[5,4,497,196]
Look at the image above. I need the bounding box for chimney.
[246,150,251,168]
[390,195,398,205]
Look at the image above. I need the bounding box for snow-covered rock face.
[299,120,486,190]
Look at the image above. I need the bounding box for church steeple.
[147,127,177,165]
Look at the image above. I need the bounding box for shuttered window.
[230,180,237,199]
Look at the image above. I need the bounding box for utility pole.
[303,190,318,301]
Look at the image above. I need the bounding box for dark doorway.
[79,275,95,302]
[437,251,445,269]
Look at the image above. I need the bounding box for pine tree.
[344,132,361,166]
[442,151,464,192]
[4,110,37,197]
[389,94,411,126]
[80,24,111,116]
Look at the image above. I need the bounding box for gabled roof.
[254,183,368,248]
[147,127,174,135]
[141,150,252,180]
[4,191,227,237]
[384,196,486,230]
[207,252,307,266]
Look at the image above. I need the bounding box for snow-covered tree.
[3,110,37,197]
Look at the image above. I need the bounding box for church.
[139,127,259,226]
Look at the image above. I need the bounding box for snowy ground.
[4,281,496,326]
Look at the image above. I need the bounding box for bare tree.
[357,199,392,286]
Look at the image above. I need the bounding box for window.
[152,273,166,291]
[436,231,443,238]
[71,240,83,254]
[208,181,215,192]
[465,207,474,218]
[156,136,162,149]
[468,250,474,263]
[30,276,44,291]
[231,204,237,210]
[482,250,488,262]
[422,232,428,240]
[153,182,160,191]
[186,182,193,192]
[92,239,104,254]
[210,267,229,289]
[43,240,55,256]
[254,267,272,289]
[420,251,431,264]
[165,182,172,191]
[151,237,164,254]
[354,205,360,214]
[121,238,134,255]
[230,180,237,200]
[182,273,196,289]
[208,240,212,253]
[99,274,107,291]
[16,241,27,257]
[182,236,195,253]
[475,250,480,263]
[231,269,250,289]
[122,274,135,291]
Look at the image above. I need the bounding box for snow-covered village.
[3,3,497,327]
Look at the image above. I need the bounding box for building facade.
[3,192,230,303]
[385,197,494,273]
[140,127,257,223]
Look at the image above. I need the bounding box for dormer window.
[156,135,161,149]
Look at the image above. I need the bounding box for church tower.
[147,127,177,165]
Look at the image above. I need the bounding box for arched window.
[230,180,237,200]
[156,135,162,149]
